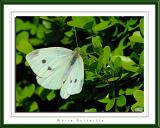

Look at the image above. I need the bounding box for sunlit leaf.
[105,98,115,111]
[29,38,44,46]
[139,18,144,36]
[22,84,35,99]
[113,35,128,56]
[36,25,45,39]
[67,16,94,29]
[116,95,126,107]
[93,21,114,32]
[103,46,111,67]
[119,89,125,95]
[16,31,33,54]
[59,101,74,111]
[129,31,143,43]
[29,101,39,112]
[61,36,72,44]
[42,20,52,29]
[125,88,134,95]
[98,95,110,103]
[112,56,139,72]
[47,91,56,101]
[131,90,144,112]
[85,108,97,112]
[92,36,103,54]
[16,53,23,65]
[139,51,144,65]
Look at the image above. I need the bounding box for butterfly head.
[74,47,81,56]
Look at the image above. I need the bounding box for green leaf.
[16,31,33,54]
[42,20,52,29]
[126,18,138,31]
[85,108,97,112]
[116,95,126,107]
[29,38,44,46]
[16,84,35,102]
[129,31,144,43]
[93,21,114,32]
[16,53,23,65]
[113,35,128,56]
[97,55,103,73]
[16,18,24,32]
[87,55,97,65]
[85,71,96,81]
[139,51,144,65]
[64,30,74,37]
[22,84,35,99]
[30,24,37,35]
[133,90,144,102]
[105,98,115,111]
[108,77,119,82]
[125,88,134,95]
[119,89,125,95]
[98,95,110,103]
[80,44,91,56]
[131,90,144,112]
[92,36,103,54]
[139,18,144,36]
[112,56,139,72]
[61,36,72,45]
[46,91,56,101]
[67,16,94,29]
[16,84,23,103]
[35,86,44,97]
[36,25,45,39]
[16,18,33,33]
[29,101,39,112]
[113,57,122,70]
[103,46,111,67]
[59,101,74,111]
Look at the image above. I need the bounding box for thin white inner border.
[3,5,155,124]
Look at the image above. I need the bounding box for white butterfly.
[26,47,84,99]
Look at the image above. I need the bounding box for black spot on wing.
[74,79,77,83]
[47,66,52,71]
[42,59,46,64]
[63,80,66,84]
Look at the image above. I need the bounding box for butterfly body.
[26,47,84,99]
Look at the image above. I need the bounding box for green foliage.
[16,16,144,112]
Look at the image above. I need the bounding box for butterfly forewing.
[26,47,73,78]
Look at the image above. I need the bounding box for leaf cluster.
[16,16,144,112]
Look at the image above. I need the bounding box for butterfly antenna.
[73,27,79,48]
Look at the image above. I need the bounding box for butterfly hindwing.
[60,55,84,99]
